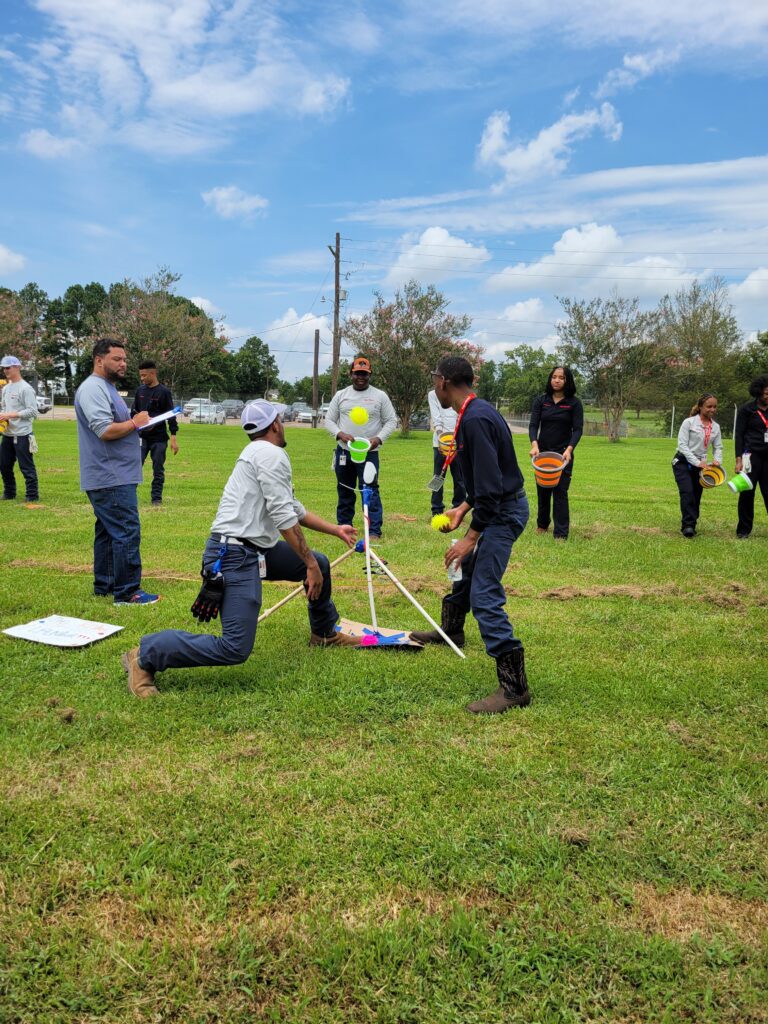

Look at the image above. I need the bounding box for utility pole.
[312,328,320,428]
[328,232,341,396]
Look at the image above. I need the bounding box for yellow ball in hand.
[431,513,451,532]
[349,406,368,426]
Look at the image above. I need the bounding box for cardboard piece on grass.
[3,615,123,648]
[336,617,424,651]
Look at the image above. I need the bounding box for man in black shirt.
[131,361,179,505]
[411,356,531,714]
[734,374,768,538]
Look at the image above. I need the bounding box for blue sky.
[1,0,767,382]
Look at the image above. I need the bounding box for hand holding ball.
[350,406,369,426]
[431,513,451,532]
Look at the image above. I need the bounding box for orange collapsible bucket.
[532,451,565,488]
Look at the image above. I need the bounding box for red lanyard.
[443,393,476,472]
[699,416,712,450]
[756,407,768,430]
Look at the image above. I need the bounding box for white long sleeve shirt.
[428,389,458,448]
[1,378,38,437]
[676,415,723,466]
[210,441,306,549]
[324,384,398,450]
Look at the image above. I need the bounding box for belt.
[512,488,526,500]
[212,533,260,552]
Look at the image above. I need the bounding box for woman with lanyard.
[528,366,583,540]
[734,374,768,539]
[672,393,723,538]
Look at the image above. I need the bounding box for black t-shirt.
[456,398,524,533]
[528,393,584,453]
[735,400,768,456]
[131,383,177,443]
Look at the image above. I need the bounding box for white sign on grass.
[3,615,123,648]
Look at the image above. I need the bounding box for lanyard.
[756,407,768,430]
[699,416,712,450]
[442,393,476,473]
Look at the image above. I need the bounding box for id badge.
[764,431,768,444]
[339,451,347,466]
[258,553,266,579]
[427,473,445,492]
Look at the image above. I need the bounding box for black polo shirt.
[528,393,584,453]
[735,400,768,456]
[131,383,178,443]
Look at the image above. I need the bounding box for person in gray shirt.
[121,400,360,698]
[0,355,39,503]
[74,338,159,605]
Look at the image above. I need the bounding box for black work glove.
[191,569,225,622]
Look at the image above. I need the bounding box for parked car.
[296,407,315,423]
[221,399,245,419]
[183,397,211,416]
[189,401,226,425]
[36,395,52,414]
[408,413,430,431]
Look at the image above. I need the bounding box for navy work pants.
[334,446,383,536]
[672,456,703,533]
[140,537,341,674]
[737,449,768,537]
[445,494,529,659]
[1,434,39,501]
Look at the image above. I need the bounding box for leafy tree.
[40,282,107,392]
[498,344,551,414]
[342,280,473,435]
[475,360,500,403]
[654,277,743,412]
[233,336,279,398]
[95,268,230,396]
[556,292,660,442]
[736,329,768,387]
[0,289,27,360]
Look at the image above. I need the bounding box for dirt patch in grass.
[627,525,664,535]
[389,513,418,523]
[537,582,752,608]
[631,883,768,945]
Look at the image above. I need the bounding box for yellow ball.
[431,513,451,532]
[349,406,368,425]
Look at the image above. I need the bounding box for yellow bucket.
[699,465,725,488]
[532,451,565,488]
[437,432,455,456]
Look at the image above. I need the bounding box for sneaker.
[114,589,161,605]
[682,527,695,538]
[736,533,750,540]
[151,499,162,506]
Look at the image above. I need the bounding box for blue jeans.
[445,494,529,659]
[141,439,168,502]
[140,537,342,674]
[334,446,383,536]
[430,447,466,516]
[86,484,142,601]
[1,434,39,501]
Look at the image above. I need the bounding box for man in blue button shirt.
[74,338,160,604]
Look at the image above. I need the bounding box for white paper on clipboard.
[136,406,182,431]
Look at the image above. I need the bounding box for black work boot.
[467,648,531,714]
[410,596,466,648]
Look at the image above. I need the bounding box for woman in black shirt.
[734,374,768,539]
[528,366,584,540]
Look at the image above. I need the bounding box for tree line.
[2,269,764,441]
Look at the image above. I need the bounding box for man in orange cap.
[324,355,398,540]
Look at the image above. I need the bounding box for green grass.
[1,422,767,1023]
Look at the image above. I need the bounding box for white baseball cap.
[1,355,21,368]
[241,399,287,435]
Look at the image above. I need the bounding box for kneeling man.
[122,400,358,697]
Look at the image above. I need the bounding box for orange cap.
[351,357,371,373]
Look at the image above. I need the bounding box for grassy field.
[1,420,766,1023]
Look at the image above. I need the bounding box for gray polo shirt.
[1,379,38,437]
[74,374,142,491]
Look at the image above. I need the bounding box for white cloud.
[595,48,681,99]
[0,243,26,274]
[487,222,698,300]
[21,128,80,158]
[384,226,491,286]
[190,296,221,316]
[264,308,332,348]
[477,104,622,189]
[202,185,269,220]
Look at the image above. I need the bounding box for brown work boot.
[410,596,466,647]
[309,630,361,648]
[121,647,159,698]
[467,648,531,714]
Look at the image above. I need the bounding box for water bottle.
[447,539,462,582]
